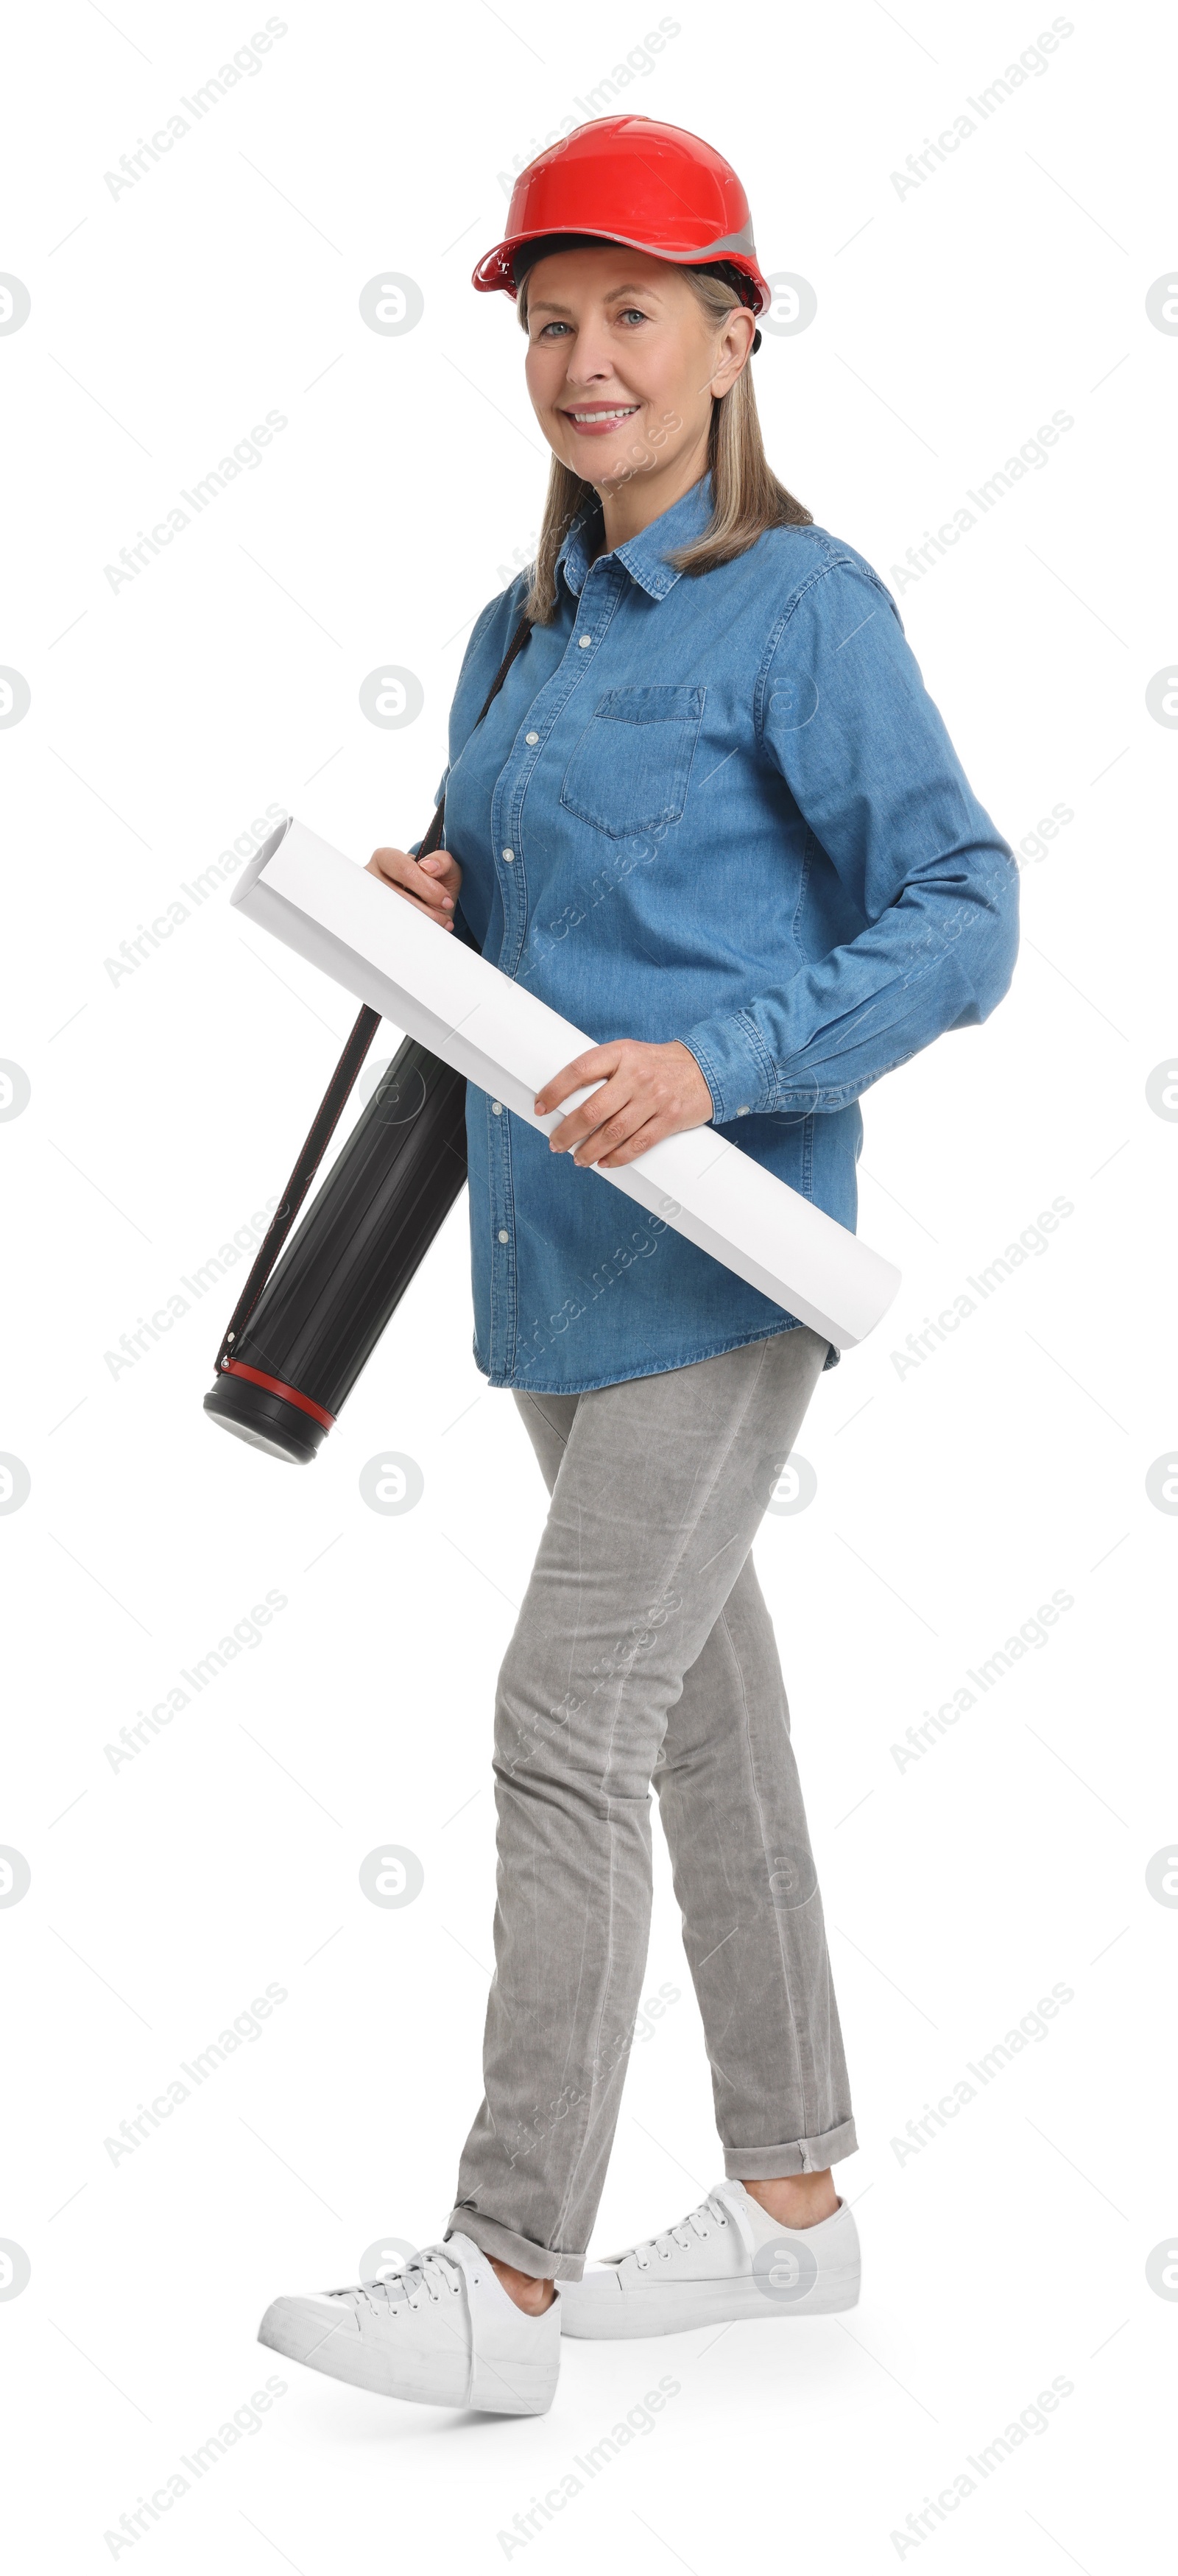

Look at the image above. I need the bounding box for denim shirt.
[437,473,1018,1393]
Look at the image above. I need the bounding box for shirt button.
[737,1104,750,1116]
[498,1229,509,1243]
[525,731,539,745]
[502,847,514,863]
[578,635,592,648]
[492,1101,503,1115]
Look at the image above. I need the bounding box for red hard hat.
[473,115,772,319]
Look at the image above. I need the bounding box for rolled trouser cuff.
[724,2117,859,2180]
[445,2206,585,2284]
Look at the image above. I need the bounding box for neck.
[593,426,711,553]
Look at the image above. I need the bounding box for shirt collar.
[557,472,714,602]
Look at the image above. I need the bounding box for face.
[522,245,754,498]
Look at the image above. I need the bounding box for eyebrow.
[528,284,661,317]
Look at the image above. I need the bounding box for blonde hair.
[518,264,811,624]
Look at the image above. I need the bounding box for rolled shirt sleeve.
[682,561,1020,1122]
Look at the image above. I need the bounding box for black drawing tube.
[202,1040,468,1464]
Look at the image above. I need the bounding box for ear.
[709,305,757,396]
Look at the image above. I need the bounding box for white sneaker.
[258,2233,561,2413]
[559,2181,860,2340]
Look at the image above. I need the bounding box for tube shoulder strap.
[214,608,533,1371]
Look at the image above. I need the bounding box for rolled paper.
[232,816,901,1350]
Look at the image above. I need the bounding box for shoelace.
[332,2245,464,2319]
[626,2192,730,2271]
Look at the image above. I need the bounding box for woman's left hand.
[535,1039,714,1169]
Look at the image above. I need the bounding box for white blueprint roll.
[231,816,901,1352]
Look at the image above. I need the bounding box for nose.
[561,322,619,391]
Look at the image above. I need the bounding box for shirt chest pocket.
[560,685,705,839]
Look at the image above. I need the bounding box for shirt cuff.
[681,1011,777,1126]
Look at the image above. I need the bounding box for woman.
[259,114,1017,2416]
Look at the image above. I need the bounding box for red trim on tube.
[220,1359,335,1430]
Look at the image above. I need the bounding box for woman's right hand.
[365,842,462,931]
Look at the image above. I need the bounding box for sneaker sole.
[560,2267,861,2340]
[258,2297,558,2414]
[258,2296,469,2405]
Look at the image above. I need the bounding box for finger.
[409,862,455,907]
[547,1076,626,1154]
[534,1048,621,1117]
[417,861,458,893]
[367,847,438,885]
[366,850,416,890]
[571,1104,648,1166]
[367,852,454,909]
[595,1117,669,1168]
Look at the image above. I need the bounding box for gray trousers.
[446,1328,858,2282]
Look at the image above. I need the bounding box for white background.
[2,1,1175,2569]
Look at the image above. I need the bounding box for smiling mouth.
[561,404,641,426]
